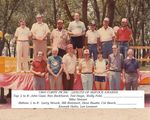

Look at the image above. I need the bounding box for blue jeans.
[118,41,129,58]
[109,71,121,90]
[88,44,98,61]
[101,41,113,59]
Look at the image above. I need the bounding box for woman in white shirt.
[94,52,108,90]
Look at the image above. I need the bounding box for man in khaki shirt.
[31,14,50,60]
[62,44,77,90]
[50,20,69,57]
[79,49,94,90]
[14,19,31,72]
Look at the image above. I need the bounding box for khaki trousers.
[33,40,47,60]
[16,41,29,72]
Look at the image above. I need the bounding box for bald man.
[123,49,140,90]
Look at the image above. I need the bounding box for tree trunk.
[107,0,116,27]
[62,0,74,21]
[0,0,21,56]
[53,0,57,27]
[102,0,108,24]
[91,0,100,27]
[141,0,145,66]
[82,0,88,27]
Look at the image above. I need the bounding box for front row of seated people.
[31,44,140,91]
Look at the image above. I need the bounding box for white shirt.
[79,58,94,73]
[50,29,69,50]
[98,26,115,42]
[62,53,77,74]
[94,59,107,76]
[68,21,86,37]
[15,26,31,40]
[31,22,50,39]
[86,30,99,44]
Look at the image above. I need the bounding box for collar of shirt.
[34,58,44,62]
[127,56,135,59]
[20,26,27,29]
[66,53,74,57]
[102,26,111,30]
[56,28,64,31]
[36,22,44,25]
[121,27,130,30]
[89,29,96,32]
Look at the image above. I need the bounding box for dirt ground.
[0,108,149,120]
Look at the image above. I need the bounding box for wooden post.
[0,88,7,104]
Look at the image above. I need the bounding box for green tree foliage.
[0,0,149,50]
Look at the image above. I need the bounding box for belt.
[117,41,128,43]
[17,40,29,42]
[33,39,46,41]
[109,70,121,72]
[126,72,137,74]
[101,41,112,43]
[81,72,92,74]
[88,43,97,45]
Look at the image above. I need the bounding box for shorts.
[71,36,83,49]
[58,48,66,57]
[95,76,106,82]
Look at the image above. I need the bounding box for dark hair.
[98,52,102,55]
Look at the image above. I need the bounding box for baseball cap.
[103,17,109,21]
[36,14,43,18]
[121,18,128,23]
[112,44,117,49]
[90,20,96,25]
[84,49,90,54]
[57,19,63,23]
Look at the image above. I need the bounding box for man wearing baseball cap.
[116,18,133,58]
[85,21,99,61]
[98,17,115,59]
[50,19,70,57]
[31,13,50,60]
[79,49,94,90]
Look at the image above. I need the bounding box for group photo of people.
[0,0,150,120]
[14,12,140,91]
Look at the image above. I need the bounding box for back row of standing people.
[14,12,139,91]
[14,12,132,72]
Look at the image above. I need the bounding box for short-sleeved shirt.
[85,30,99,44]
[123,57,139,73]
[108,53,123,71]
[79,58,94,73]
[98,26,115,42]
[68,21,86,37]
[48,56,62,74]
[94,59,107,76]
[62,53,77,74]
[116,27,132,42]
[50,28,70,50]
[32,59,47,73]
[15,26,31,40]
[31,22,50,39]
